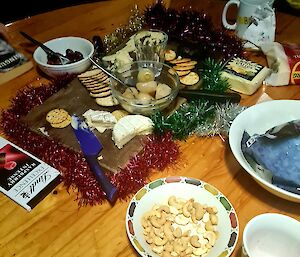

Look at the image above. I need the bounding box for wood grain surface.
[0,1,300,257]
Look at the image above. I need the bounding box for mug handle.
[222,0,240,30]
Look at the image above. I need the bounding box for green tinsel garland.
[201,57,230,93]
[151,100,245,140]
[151,100,215,140]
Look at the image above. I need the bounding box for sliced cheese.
[112,115,154,149]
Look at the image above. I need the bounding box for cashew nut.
[168,196,184,210]
[166,213,175,222]
[173,227,182,238]
[173,238,188,253]
[169,206,180,215]
[145,235,153,244]
[154,236,168,246]
[182,229,191,237]
[193,202,205,220]
[158,205,170,213]
[185,246,193,255]
[190,208,197,224]
[206,206,218,214]
[154,227,164,238]
[205,220,214,232]
[204,231,217,246]
[144,225,153,234]
[143,209,161,220]
[175,214,190,225]
[202,212,210,223]
[190,235,201,248]
[152,245,164,254]
[142,218,151,229]
[162,251,173,257]
[193,246,208,256]
[163,221,175,241]
[209,213,218,225]
[150,212,167,228]
[182,199,194,218]
[164,242,174,252]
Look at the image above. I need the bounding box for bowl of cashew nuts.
[126,176,239,257]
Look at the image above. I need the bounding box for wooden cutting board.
[21,78,144,174]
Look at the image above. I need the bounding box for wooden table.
[0,1,299,256]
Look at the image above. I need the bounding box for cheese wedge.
[112,115,153,149]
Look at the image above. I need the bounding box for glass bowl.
[111,61,179,116]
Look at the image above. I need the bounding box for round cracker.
[176,70,191,77]
[165,49,176,61]
[176,60,198,67]
[78,69,102,78]
[90,86,111,94]
[170,58,191,64]
[50,115,71,128]
[173,65,195,71]
[79,74,108,83]
[46,108,69,124]
[179,72,200,85]
[90,90,112,98]
[96,95,119,106]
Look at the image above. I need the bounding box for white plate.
[229,100,300,202]
[125,176,239,257]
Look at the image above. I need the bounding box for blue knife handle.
[85,155,118,204]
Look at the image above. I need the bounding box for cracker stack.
[78,69,119,107]
[165,49,200,87]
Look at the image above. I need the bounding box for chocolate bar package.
[241,119,300,195]
[0,136,61,211]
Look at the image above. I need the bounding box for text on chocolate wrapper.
[20,171,52,199]
[7,163,37,187]
[13,165,49,194]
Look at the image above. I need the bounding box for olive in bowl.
[33,36,94,78]
[111,61,180,116]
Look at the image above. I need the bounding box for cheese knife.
[71,115,118,204]
[178,89,241,103]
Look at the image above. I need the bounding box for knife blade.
[71,115,118,204]
[178,90,241,103]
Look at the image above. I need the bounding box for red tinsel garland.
[0,78,180,206]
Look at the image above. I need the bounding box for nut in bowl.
[33,36,94,78]
[111,61,180,116]
[126,176,239,257]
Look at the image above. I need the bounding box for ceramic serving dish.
[125,176,239,257]
[229,100,300,203]
[33,36,94,78]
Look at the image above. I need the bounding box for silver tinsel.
[103,5,145,53]
[195,102,246,138]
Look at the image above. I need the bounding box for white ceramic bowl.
[242,213,300,257]
[126,176,239,257]
[33,36,94,78]
[229,100,300,203]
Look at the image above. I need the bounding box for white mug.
[222,0,274,39]
[241,213,300,257]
